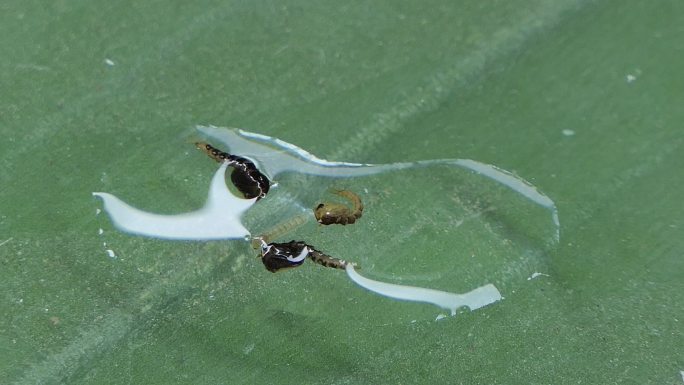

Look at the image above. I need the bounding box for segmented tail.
[258,213,310,245]
[195,142,240,165]
[307,246,356,270]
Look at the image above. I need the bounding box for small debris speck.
[435,314,447,321]
[528,272,550,280]
[0,237,13,247]
[105,58,115,67]
[562,129,575,137]
[98,228,104,235]
[626,68,641,83]
[106,249,117,259]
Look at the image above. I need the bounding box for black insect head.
[260,240,309,273]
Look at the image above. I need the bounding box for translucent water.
[93,126,560,317]
[198,125,559,241]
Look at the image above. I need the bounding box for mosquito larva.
[314,189,364,225]
[195,144,363,272]
[251,213,310,249]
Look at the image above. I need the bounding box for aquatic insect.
[96,126,512,315]
[258,239,355,273]
[195,142,270,200]
[314,189,364,225]
[251,213,310,249]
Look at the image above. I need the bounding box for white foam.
[93,163,255,240]
[346,265,502,316]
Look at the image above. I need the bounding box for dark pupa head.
[230,167,270,200]
[260,240,309,273]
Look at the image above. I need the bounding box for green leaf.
[1,1,682,384]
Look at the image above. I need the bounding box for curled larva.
[314,189,364,225]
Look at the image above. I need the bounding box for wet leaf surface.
[1,1,683,384]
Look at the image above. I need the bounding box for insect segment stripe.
[314,189,364,225]
[307,246,354,270]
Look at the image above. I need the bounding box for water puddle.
[93,162,256,240]
[93,126,560,318]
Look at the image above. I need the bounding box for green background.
[1,0,683,384]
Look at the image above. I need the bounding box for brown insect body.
[307,246,351,270]
[195,142,270,200]
[314,189,364,225]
